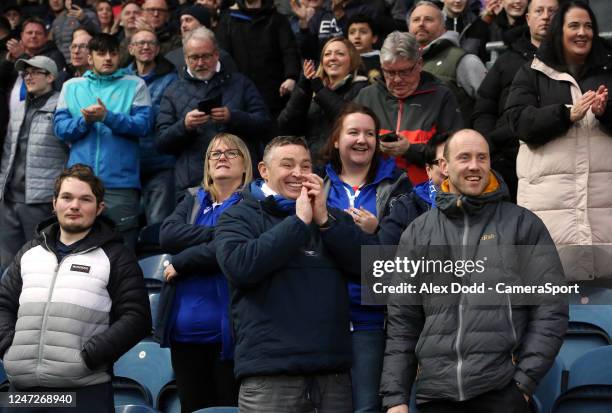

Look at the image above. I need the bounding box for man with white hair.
[156,27,271,194]
[408,0,487,126]
[354,30,463,186]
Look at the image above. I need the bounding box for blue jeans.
[141,169,175,225]
[351,329,385,413]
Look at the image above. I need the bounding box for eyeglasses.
[142,7,168,14]
[130,40,159,48]
[208,149,242,160]
[430,158,444,166]
[22,69,49,78]
[186,53,216,64]
[70,43,89,51]
[382,63,419,80]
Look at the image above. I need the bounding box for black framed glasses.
[430,158,444,166]
[381,62,419,80]
[208,149,242,160]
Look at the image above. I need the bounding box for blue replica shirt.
[325,157,396,331]
[171,189,241,344]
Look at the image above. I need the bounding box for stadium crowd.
[0,0,610,412]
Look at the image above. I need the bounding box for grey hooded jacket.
[380,172,568,408]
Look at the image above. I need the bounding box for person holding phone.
[156,27,271,195]
[51,0,100,62]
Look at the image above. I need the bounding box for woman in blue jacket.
[321,103,411,413]
[155,133,253,413]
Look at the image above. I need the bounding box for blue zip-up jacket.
[125,58,178,175]
[324,157,408,331]
[54,68,152,189]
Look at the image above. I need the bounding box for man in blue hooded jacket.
[54,33,152,248]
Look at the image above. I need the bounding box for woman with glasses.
[505,0,612,281]
[320,103,411,413]
[278,36,368,165]
[156,133,252,412]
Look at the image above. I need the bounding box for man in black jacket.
[381,129,568,413]
[0,164,151,413]
[472,0,558,201]
[216,0,300,120]
[156,27,271,194]
[215,136,355,412]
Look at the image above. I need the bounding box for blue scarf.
[250,179,297,212]
[414,179,438,208]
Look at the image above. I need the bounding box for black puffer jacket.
[277,75,368,165]
[473,27,536,200]
[380,172,568,408]
[216,0,300,116]
[464,10,526,62]
[214,185,357,379]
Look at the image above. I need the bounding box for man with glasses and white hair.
[156,27,271,195]
[0,56,68,270]
[354,30,463,186]
[142,0,182,58]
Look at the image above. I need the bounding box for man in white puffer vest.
[0,164,151,413]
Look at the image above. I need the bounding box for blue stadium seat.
[156,381,180,413]
[114,341,174,407]
[0,361,7,391]
[113,377,152,407]
[570,304,612,339]
[138,254,171,292]
[533,357,566,413]
[193,408,239,413]
[115,404,159,413]
[552,346,612,412]
[557,322,611,367]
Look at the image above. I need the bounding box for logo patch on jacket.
[480,233,496,241]
[70,264,91,274]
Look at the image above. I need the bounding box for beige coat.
[517,58,612,281]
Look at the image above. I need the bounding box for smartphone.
[197,94,222,114]
[380,132,399,142]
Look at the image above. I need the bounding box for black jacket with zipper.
[380,172,568,408]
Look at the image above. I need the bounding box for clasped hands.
[570,84,608,122]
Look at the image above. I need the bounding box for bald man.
[381,129,568,413]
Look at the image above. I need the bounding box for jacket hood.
[422,30,461,55]
[508,27,537,58]
[233,0,275,16]
[35,215,123,254]
[83,67,129,81]
[325,155,398,188]
[436,170,510,216]
[125,56,176,81]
